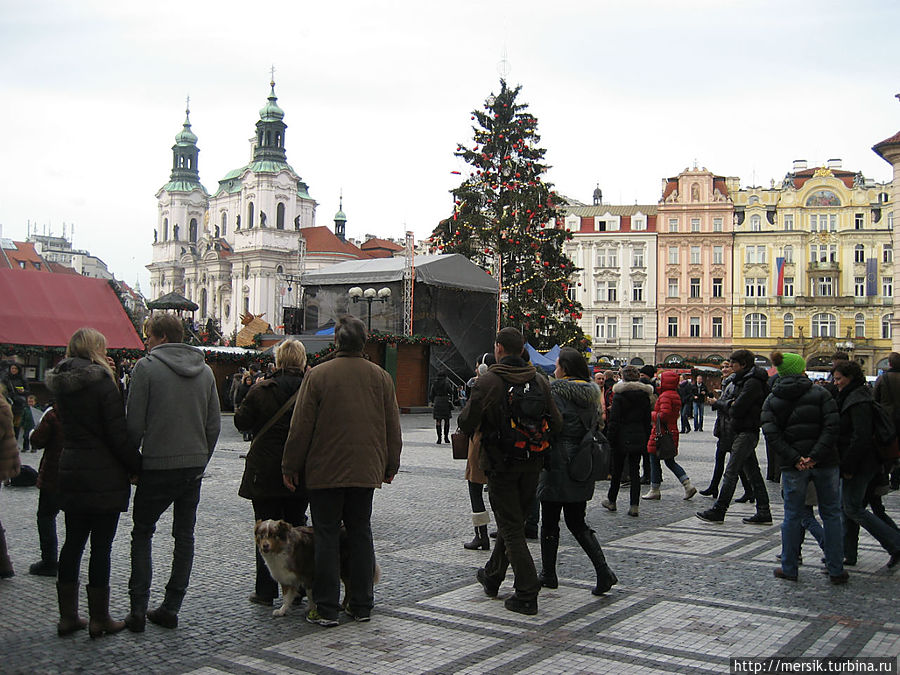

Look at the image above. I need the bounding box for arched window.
[244,264,251,279]
[162,218,168,241]
[783,245,793,263]
[811,313,836,337]
[189,218,198,243]
[854,244,865,264]
[784,313,794,338]
[221,212,227,237]
[248,202,255,229]
[244,296,250,314]
[744,313,767,338]
[750,214,761,232]
[276,265,284,274]
[883,314,893,340]
[276,203,285,230]
[200,288,207,318]
[855,313,865,338]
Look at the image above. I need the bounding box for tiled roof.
[361,237,404,252]
[302,226,370,259]
[1,241,50,272]
[564,204,658,217]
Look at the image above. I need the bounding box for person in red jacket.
[643,370,697,501]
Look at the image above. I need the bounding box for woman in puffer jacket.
[643,370,697,501]
[537,347,617,596]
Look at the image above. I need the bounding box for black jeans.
[540,501,589,538]
[713,431,770,514]
[608,451,641,506]
[251,497,308,599]
[129,468,203,613]
[467,480,486,513]
[484,470,540,601]
[307,487,376,620]
[58,511,120,587]
[36,489,61,563]
[708,436,753,495]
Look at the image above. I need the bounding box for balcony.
[808,261,840,272]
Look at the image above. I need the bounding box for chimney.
[792,159,807,172]
[827,158,842,170]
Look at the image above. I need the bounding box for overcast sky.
[2,0,899,291]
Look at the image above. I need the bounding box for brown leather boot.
[86,585,126,638]
[56,582,88,636]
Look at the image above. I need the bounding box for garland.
[1,344,145,360]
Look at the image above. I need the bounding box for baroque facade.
[147,82,367,338]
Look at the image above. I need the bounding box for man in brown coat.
[282,316,402,626]
[459,327,562,615]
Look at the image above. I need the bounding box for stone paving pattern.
[1,413,897,674]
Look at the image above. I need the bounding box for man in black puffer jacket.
[697,349,771,525]
[761,352,842,583]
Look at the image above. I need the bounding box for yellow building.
[732,160,893,374]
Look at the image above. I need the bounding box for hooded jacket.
[537,377,601,503]
[760,374,839,470]
[648,370,680,455]
[726,365,769,434]
[126,343,220,471]
[836,380,880,477]
[606,380,653,455]
[458,356,562,474]
[45,358,141,513]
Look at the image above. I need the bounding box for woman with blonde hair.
[235,339,310,605]
[46,327,141,638]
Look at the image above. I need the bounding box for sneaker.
[503,594,537,616]
[476,568,500,598]
[306,608,339,627]
[773,568,798,581]
[742,513,773,525]
[601,498,616,512]
[147,606,178,629]
[248,593,274,606]
[696,509,725,523]
[344,607,371,622]
[829,571,850,585]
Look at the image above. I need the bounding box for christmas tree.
[432,80,587,350]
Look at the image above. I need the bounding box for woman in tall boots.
[46,328,141,638]
[538,348,617,595]
[463,354,494,551]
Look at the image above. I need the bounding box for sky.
[2,0,899,292]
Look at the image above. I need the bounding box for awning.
[0,269,144,349]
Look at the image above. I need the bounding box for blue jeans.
[649,453,687,487]
[680,404,692,431]
[842,466,900,557]
[307,487,376,620]
[693,402,704,430]
[129,468,203,613]
[780,467,842,577]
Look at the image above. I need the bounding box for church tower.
[334,195,347,241]
[254,79,287,165]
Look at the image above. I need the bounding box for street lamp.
[348,286,391,331]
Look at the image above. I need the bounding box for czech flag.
[775,257,785,296]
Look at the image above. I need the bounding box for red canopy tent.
[0,269,143,349]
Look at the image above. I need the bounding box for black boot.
[436,425,442,444]
[538,532,559,589]
[463,526,490,551]
[573,529,617,595]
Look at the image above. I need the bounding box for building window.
[783,276,794,297]
[632,248,644,268]
[855,213,864,230]
[854,245,865,263]
[784,313,794,338]
[632,281,644,302]
[884,277,893,297]
[595,317,617,340]
[812,313,836,337]
[632,316,644,339]
[817,276,834,297]
[607,282,618,302]
[750,214,761,232]
[783,245,793,263]
[276,203,286,230]
[855,276,866,296]
[884,244,893,263]
[783,214,794,231]
[244,264,251,279]
[669,218,679,233]
[608,249,618,268]
[713,217,723,232]
[221,212,227,236]
[189,218,198,243]
[745,278,767,297]
[712,316,723,338]
[667,316,678,337]
[668,278,679,297]
[713,246,724,264]
[712,278,723,298]
[691,218,700,232]
[248,202,255,229]
[632,217,646,231]
[690,246,701,264]
[746,245,767,264]
[596,220,607,232]
[597,280,617,302]
[883,314,893,339]
[596,250,606,268]
[163,218,169,241]
[690,278,701,298]
[744,313,768,338]
[855,313,866,338]
[668,246,679,264]
[689,316,700,337]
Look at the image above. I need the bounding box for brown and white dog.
[254,519,381,618]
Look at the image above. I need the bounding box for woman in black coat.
[45,328,141,638]
[537,347,617,596]
[603,366,653,517]
[235,339,309,605]
[429,372,454,444]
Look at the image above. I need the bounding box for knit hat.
[621,365,640,382]
[773,351,805,376]
[639,365,656,377]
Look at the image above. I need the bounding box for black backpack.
[498,376,551,460]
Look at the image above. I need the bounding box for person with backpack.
[459,327,562,616]
[760,352,844,583]
[832,360,900,569]
[537,348,617,595]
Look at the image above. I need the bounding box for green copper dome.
[259,81,285,122]
[175,106,198,146]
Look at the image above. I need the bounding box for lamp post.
[348,286,392,331]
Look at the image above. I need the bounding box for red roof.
[0,269,144,349]
[873,131,900,159]
[1,241,48,272]
[302,226,370,259]
[361,237,403,252]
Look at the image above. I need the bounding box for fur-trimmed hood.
[612,380,654,395]
[550,377,601,408]
[46,358,114,395]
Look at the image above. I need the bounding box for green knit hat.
[776,352,806,376]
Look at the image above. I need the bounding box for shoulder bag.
[654,416,677,461]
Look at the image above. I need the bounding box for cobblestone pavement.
[1,413,898,674]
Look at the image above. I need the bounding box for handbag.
[451,429,469,460]
[654,416,677,461]
[568,406,611,482]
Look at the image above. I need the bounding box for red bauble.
[526,289,534,295]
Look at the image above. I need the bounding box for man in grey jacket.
[124,314,220,631]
